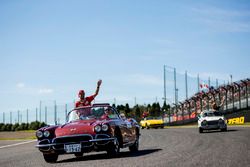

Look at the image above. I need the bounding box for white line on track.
[0,140,36,149]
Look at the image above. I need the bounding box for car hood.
[142,119,163,124]
[55,120,103,137]
[202,116,224,121]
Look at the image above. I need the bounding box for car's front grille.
[52,134,93,150]
[207,120,219,125]
[53,135,92,144]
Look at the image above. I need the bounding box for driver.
[101,108,113,119]
[75,80,102,108]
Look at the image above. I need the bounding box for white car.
[198,110,227,133]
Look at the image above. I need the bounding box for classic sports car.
[140,116,164,129]
[35,103,140,163]
[198,110,227,133]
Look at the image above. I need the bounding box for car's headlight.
[201,120,207,126]
[102,124,109,131]
[43,131,50,137]
[94,125,101,132]
[36,131,43,138]
[218,119,224,124]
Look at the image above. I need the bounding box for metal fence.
[0,65,249,125]
[163,76,250,123]
[0,101,75,125]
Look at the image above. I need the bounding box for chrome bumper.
[35,134,115,151]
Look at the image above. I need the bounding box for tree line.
[0,102,171,131]
[0,121,46,132]
[114,102,170,122]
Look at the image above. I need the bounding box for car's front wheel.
[107,137,120,157]
[199,127,203,133]
[129,137,139,153]
[43,153,58,163]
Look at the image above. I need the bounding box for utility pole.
[65,104,67,123]
[35,108,38,121]
[230,74,233,84]
[39,101,42,122]
[163,65,167,104]
[10,111,12,124]
[208,77,211,88]
[54,101,57,125]
[216,79,219,88]
[18,110,20,123]
[185,70,188,99]
[45,106,47,124]
[26,109,29,123]
[3,112,5,124]
[174,68,177,106]
[197,74,200,93]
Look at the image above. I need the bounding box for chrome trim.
[52,134,93,141]
[94,134,113,145]
[36,139,51,151]
[51,134,94,150]
[36,134,115,151]
[123,141,135,148]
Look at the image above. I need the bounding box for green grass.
[18,130,36,132]
[0,136,36,140]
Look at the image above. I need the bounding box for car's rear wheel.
[74,152,83,158]
[199,127,203,133]
[43,153,58,163]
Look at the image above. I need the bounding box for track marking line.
[0,140,36,149]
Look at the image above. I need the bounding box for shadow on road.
[202,129,238,134]
[57,148,162,163]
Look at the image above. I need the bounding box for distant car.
[35,103,140,163]
[198,110,227,133]
[140,116,164,129]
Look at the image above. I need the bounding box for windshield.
[67,106,119,122]
[202,111,222,117]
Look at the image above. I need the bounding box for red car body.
[35,103,140,163]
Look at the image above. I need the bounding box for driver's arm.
[93,79,102,97]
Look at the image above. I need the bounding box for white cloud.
[38,88,54,94]
[16,82,25,88]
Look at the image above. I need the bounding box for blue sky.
[1,0,250,113]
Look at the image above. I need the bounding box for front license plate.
[64,144,81,153]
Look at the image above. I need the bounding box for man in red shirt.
[75,80,102,108]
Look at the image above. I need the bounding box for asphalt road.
[0,127,250,167]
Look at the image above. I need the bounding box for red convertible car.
[35,103,140,163]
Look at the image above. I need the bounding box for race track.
[0,127,250,167]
